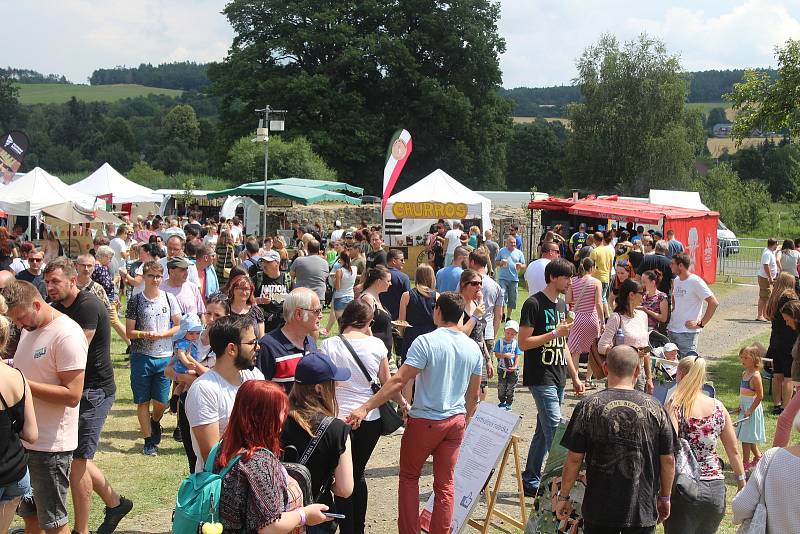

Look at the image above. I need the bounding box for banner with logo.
[382,129,412,213]
[0,130,30,185]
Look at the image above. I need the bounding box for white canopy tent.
[72,163,162,203]
[382,169,492,244]
[0,167,98,216]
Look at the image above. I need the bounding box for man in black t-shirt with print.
[555,346,677,533]
[44,258,133,534]
[518,258,584,497]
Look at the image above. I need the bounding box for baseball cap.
[663,343,678,353]
[335,220,342,228]
[343,231,354,239]
[260,250,281,263]
[505,320,520,332]
[653,231,664,238]
[167,256,191,269]
[294,352,351,385]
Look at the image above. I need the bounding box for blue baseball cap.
[294,351,351,385]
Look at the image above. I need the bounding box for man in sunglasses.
[15,247,47,298]
[185,315,264,473]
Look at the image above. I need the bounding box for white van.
[717,220,739,255]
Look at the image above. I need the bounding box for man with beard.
[256,287,319,394]
[185,315,264,472]
[2,280,87,534]
[44,258,133,534]
[555,346,676,533]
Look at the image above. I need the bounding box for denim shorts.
[0,467,32,502]
[17,450,72,530]
[130,353,171,405]
[333,295,354,311]
[74,388,115,459]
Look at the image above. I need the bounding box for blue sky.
[11,0,800,88]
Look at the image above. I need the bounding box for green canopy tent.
[207,182,362,205]
[264,178,363,195]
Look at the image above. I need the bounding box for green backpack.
[173,442,239,534]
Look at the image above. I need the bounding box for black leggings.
[178,399,197,473]
[334,418,382,534]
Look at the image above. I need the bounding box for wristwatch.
[556,491,570,502]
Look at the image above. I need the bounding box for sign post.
[420,403,523,533]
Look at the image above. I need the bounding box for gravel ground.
[360,283,770,533]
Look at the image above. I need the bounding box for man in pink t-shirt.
[3,280,87,534]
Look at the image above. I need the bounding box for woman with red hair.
[218,380,333,533]
[226,274,265,338]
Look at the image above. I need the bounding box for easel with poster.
[419,403,525,533]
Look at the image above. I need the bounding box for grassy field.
[16,83,183,104]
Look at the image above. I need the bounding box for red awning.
[529,196,716,222]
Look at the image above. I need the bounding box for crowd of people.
[0,213,798,534]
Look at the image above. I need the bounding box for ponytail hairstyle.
[739,342,765,371]
[641,269,662,286]
[362,265,390,292]
[338,249,352,270]
[670,356,707,419]
[577,257,595,277]
[613,278,643,316]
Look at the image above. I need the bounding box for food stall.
[529,195,719,283]
[383,169,492,276]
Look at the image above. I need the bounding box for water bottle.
[615,328,625,347]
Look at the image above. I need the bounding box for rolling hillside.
[16,83,183,104]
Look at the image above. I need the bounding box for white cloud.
[9,1,800,88]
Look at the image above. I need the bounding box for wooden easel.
[467,434,527,533]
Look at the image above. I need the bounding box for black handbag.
[338,335,404,436]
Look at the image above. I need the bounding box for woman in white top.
[202,224,218,247]
[319,299,408,534]
[599,278,653,393]
[323,250,358,335]
[733,411,800,532]
[778,239,800,278]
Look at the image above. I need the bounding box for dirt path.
[116,284,767,533]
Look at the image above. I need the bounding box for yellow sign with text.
[392,202,468,220]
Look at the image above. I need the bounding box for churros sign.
[391,202,467,219]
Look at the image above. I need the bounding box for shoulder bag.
[673,407,702,502]
[338,335,404,436]
[736,450,778,534]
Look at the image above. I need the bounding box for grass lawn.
[16,83,183,104]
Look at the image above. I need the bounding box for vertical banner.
[0,130,30,185]
[382,129,412,214]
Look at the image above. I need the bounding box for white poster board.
[420,403,521,533]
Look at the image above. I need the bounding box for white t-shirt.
[229,225,242,244]
[15,314,88,452]
[203,234,218,247]
[330,229,344,243]
[109,237,128,276]
[759,248,778,279]
[185,367,265,472]
[319,335,388,422]
[444,229,463,256]
[9,257,28,274]
[524,258,550,296]
[668,274,714,333]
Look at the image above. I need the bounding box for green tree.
[128,161,167,189]
[695,163,770,232]
[209,0,512,192]
[727,39,800,142]
[506,120,568,192]
[0,73,20,132]
[161,104,200,149]
[705,107,728,129]
[223,134,337,182]
[763,143,800,201]
[565,34,698,194]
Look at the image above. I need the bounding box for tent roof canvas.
[0,167,98,216]
[72,163,162,203]
[386,169,490,206]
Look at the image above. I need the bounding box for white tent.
[383,169,492,244]
[72,163,162,203]
[0,167,98,216]
[649,189,710,211]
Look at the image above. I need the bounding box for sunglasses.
[466,280,483,287]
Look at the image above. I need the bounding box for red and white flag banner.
[382,129,412,213]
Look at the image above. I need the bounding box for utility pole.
[255,106,286,238]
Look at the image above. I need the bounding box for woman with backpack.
[217,380,333,533]
[281,353,354,533]
[319,300,409,534]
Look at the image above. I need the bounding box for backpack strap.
[299,416,334,466]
